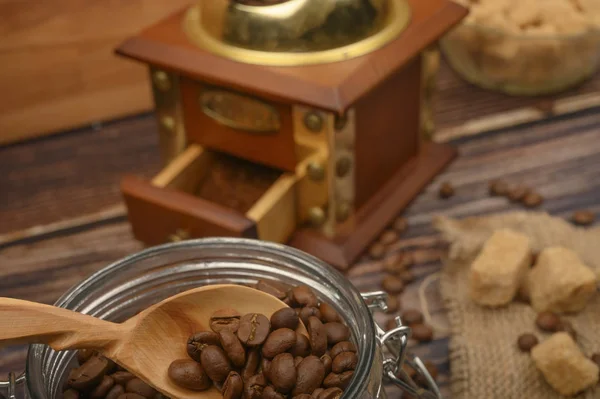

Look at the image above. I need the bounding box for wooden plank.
[0,0,194,145]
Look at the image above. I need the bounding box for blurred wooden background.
[0,0,193,145]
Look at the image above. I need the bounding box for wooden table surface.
[1,104,599,397]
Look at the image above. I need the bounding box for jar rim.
[26,238,376,399]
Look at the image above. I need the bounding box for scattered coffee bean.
[382,253,406,275]
[535,311,561,332]
[322,371,353,390]
[572,210,596,226]
[111,371,135,387]
[68,355,110,390]
[317,387,343,399]
[556,320,577,340]
[393,217,408,234]
[91,376,115,399]
[379,230,399,246]
[299,307,322,326]
[368,243,385,260]
[64,389,80,399]
[244,374,266,399]
[238,313,270,346]
[289,286,318,308]
[291,333,311,357]
[210,309,242,333]
[167,359,211,391]
[332,352,358,373]
[223,372,244,399]
[293,394,313,399]
[271,308,300,331]
[401,309,424,326]
[329,341,356,360]
[320,354,333,375]
[591,353,600,367]
[517,333,539,352]
[522,192,543,208]
[77,349,96,365]
[263,385,285,399]
[489,180,509,196]
[312,388,324,398]
[294,356,304,367]
[324,323,350,345]
[200,345,232,383]
[260,358,272,378]
[262,328,297,358]
[241,348,260,382]
[219,330,246,368]
[256,280,288,301]
[187,331,220,362]
[125,378,156,398]
[270,353,297,393]
[438,182,455,199]
[508,186,529,202]
[382,275,404,294]
[386,296,400,314]
[399,270,416,284]
[293,356,326,396]
[105,385,124,399]
[411,324,434,342]
[117,394,146,399]
[319,303,340,323]
[307,316,328,356]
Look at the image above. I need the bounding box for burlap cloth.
[432,211,600,399]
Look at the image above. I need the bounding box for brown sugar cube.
[531,332,599,396]
[469,229,532,307]
[528,247,597,313]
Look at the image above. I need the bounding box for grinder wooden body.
[116,0,467,269]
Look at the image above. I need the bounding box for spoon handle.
[0,298,125,351]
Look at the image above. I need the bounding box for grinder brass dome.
[183,0,411,66]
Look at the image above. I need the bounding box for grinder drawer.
[121,144,297,245]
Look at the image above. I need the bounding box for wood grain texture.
[0,0,194,145]
[2,108,600,396]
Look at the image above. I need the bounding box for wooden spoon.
[0,284,306,399]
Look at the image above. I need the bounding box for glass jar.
[0,238,440,399]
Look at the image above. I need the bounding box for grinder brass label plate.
[200,89,280,133]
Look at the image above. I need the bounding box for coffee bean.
[556,320,577,340]
[324,323,350,345]
[591,353,600,367]
[522,192,543,208]
[386,296,400,314]
[536,312,561,332]
[382,275,404,294]
[489,180,509,196]
[91,375,115,398]
[106,359,118,374]
[219,330,246,368]
[63,389,79,399]
[383,253,406,275]
[200,345,232,383]
[379,230,399,246]
[244,374,266,399]
[393,217,408,234]
[111,371,136,387]
[411,324,434,342]
[438,182,454,199]
[508,186,529,202]
[294,356,304,367]
[293,356,325,396]
[307,316,328,356]
[242,348,260,382]
[256,281,288,301]
[117,394,146,399]
[329,341,356,360]
[263,385,286,399]
[270,353,297,393]
[293,395,313,399]
[517,333,539,352]
[125,379,156,398]
[260,358,272,378]
[238,313,270,346]
[399,270,416,284]
[77,349,96,365]
[187,331,220,361]
[289,286,318,308]
[223,372,243,399]
[68,355,110,390]
[271,308,299,330]
[401,309,424,326]
[210,309,242,333]
[319,303,340,323]
[332,352,357,373]
[368,243,385,260]
[317,387,343,399]
[262,328,297,358]
[105,385,124,399]
[572,210,596,226]
[312,388,324,398]
[323,371,353,389]
[300,307,322,327]
[291,333,311,357]
[168,359,211,391]
[320,354,332,375]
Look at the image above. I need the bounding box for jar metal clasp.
[0,371,24,399]
[361,291,443,399]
